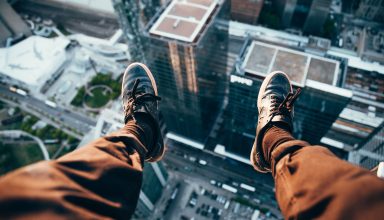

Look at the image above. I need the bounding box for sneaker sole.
[250,71,292,173]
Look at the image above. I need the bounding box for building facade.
[356,0,384,22]
[354,121,384,170]
[230,0,264,24]
[134,162,168,218]
[113,0,162,61]
[273,0,332,35]
[143,0,229,143]
[221,38,352,157]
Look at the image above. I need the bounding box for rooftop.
[0,36,69,87]
[242,41,340,87]
[149,0,218,42]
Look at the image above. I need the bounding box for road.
[0,85,96,136]
[163,139,278,207]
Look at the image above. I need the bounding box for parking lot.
[154,167,281,220]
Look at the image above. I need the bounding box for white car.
[198,159,207,165]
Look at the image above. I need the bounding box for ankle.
[262,123,294,165]
[122,114,155,153]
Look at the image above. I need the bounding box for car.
[216,196,226,204]
[180,215,193,220]
[189,198,197,207]
[253,198,261,204]
[198,159,207,165]
[224,201,230,209]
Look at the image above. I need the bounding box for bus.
[45,100,57,108]
[240,183,256,192]
[222,184,237,193]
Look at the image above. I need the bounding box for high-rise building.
[220,39,352,157]
[273,0,332,35]
[230,0,264,24]
[143,0,229,143]
[134,162,168,219]
[346,121,384,170]
[320,55,384,167]
[113,0,162,61]
[356,0,384,22]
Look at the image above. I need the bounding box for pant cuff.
[271,140,308,176]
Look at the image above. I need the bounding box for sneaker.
[250,71,301,172]
[122,62,164,162]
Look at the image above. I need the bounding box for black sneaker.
[251,71,301,172]
[122,62,164,162]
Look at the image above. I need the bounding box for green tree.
[71,87,86,106]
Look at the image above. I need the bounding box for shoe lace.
[269,88,302,121]
[125,79,161,121]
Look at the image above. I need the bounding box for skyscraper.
[143,0,229,143]
[113,0,162,61]
[351,121,384,170]
[273,0,332,35]
[221,39,351,157]
[134,162,168,218]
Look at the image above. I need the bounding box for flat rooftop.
[242,41,340,87]
[149,0,218,42]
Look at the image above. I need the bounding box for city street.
[163,139,279,206]
[151,138,282,219]
[0,85,96,136]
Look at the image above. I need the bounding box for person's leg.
[0,118,150,219]
[0,63,165,219]
[264,126,384,220]
[251,71,384,219]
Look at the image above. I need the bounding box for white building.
[0,36,70,93]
